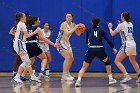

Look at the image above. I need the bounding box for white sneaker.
[39,71,49,79]
[136,78,140,83]
[67,72,74,80]
[75,80,81,87]
[31,76,41,83]
[13,77,23,84]
[45,69,50,76]
[68,74,74,80]
[109,79,117,84]
[120,75,132,83]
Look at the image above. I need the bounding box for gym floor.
[0,73,139,93]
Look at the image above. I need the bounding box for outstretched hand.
[54,43,61,48]
[108,23,113,29]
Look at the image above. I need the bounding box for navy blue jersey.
[26,25,39,41]
[86,27,114,49]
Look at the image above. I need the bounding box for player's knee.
[26,59,31,67]
[114,59,119,65]
[21,55,31,67]
[104,59,111,66]
[71,56,74,62]
[65,56,71,61]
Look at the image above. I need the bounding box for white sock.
[108,74,113,80]
[63,72,67,76]
[78,77,81,81]
[15,73,20,78]
[124,73,128,76]
[41,67,45,71]
[13,71,16,75]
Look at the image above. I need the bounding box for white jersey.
[116,21,134,43]
[14,21,27,41]
[56,21,74,53]
[38,29,51,52]
[13,21,27,54]
[116,21,136,55]
[42,29,51,38]
[56,21,74,43]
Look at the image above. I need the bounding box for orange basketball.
[76,23,86,33]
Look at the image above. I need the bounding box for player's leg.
[75,49,94,87]
[45,50,52,76]
[115,52,132,83]
[37,52,48,78]
[12,51,21,78]
[60,50,74,81]
[129,55,140,83]
[97,48,117,84]
[75,61,90,87]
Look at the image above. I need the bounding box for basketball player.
[75,16,117,87]
[9,13,34,81]
[13,12,41,83]
[39,22,53,77]
[26,16,58,79]
[108,12,140,83]
[56,12,79,81]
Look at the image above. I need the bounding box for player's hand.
[54,43,61,48]
[108,23,113,29]
[113,48,117,54]
[74,24,79,31]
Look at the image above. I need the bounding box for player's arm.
[108,23,118,36]
[103,31,117,54]
[21,23,38,38]
[9,27,15,35]
[37,27,59,48]
[60,23,78,36]
[23,30,38,38]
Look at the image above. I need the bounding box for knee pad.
[104,59,111,66]
[21,55,31,67]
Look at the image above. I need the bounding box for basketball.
[75,23,86,36]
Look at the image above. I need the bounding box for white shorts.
[13,40,27,54]
[39,43,49,52]
[119,41,137,56]
[57,39,72,53]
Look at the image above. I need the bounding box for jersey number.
[128,27,133,33]
[28,30,33,34]
[94,31,98,38]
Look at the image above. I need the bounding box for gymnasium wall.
[0,0,140,72]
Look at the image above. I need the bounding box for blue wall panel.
[0,0,140,72]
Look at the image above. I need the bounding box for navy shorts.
[26,42,43,58]
[84,47,107,64]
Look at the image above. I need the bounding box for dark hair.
[25,13,32,26]
[14,12,25,28]
[65,12,74,18]
[91,16,100,28]
[28,16,38,25]
[43,22,49,26]
[122,12,130,22]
